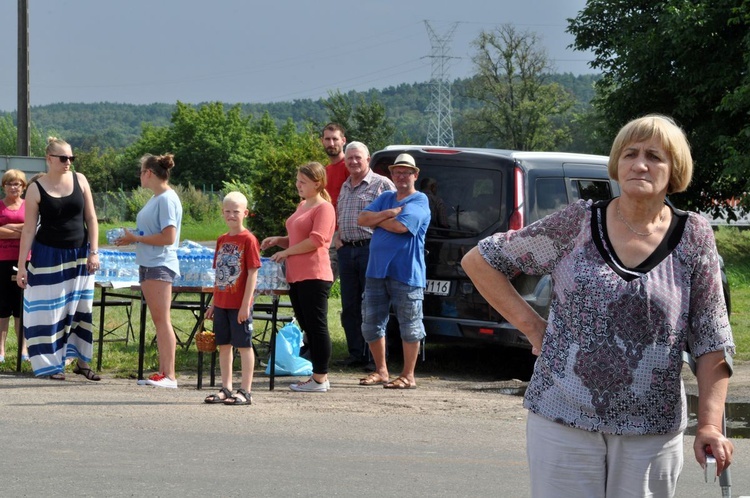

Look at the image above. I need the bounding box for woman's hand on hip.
[527,324,546,356]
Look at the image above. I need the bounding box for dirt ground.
[190,353,750,416]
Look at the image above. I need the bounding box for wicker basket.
[195,329,216,353]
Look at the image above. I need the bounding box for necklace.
[616,202,665,237]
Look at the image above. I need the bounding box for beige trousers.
[526,412,683,498]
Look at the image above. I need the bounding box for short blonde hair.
[2,169,27,188]
[223,191,248,208]
[608,114,693,194]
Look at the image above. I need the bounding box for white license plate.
[425,279,450,296]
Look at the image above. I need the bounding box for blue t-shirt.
[364,190,430,287]
[135,189,183,275]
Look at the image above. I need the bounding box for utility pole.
[17,0,30,156]
[424,20,457,148]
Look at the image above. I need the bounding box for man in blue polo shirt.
[356,153,430,389]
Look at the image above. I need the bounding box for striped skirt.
[24,241,95,377]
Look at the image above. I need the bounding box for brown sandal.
[383,376,417,389]
[359,372,389,386]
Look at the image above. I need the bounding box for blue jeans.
[362,277,425,344]
[337,244,369,359]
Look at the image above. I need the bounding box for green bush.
[119,188,152,222]
[174,184,221,222]
[113,185,222,224]
[221,180,254,208]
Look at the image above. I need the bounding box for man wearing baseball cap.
[356,153,431,389]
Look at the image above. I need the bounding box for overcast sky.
[0,0,594,112]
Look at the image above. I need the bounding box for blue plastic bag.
[265,321,312,376]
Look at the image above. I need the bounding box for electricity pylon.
[424,20,458,147]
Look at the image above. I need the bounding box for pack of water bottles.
[174,240,216,288]
[96,239,216,287]
[95,249,138,284]
[105,227,142,245]
[256,256,289,293]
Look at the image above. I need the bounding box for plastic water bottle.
[199,254,213,287]
[179,255,189,286]
[175,249,187,286]
[187,255,199,286]
[109,252,119,282]
[96,249,108,282]
[105,250,117,282]
[123,252,137,282]
[256,258,268,291]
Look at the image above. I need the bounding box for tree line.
[3,4,749,223]
[0,73,599,159]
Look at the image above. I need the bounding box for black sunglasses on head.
[49,154,76,163]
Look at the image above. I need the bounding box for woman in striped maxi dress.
[16,137,101,381]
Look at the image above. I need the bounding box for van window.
[534,178,568,220]
[572,179,612,202]
[418,166,505,237]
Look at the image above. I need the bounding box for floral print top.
[478,199,733,435]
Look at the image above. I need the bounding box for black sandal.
[204,387,233,404]
[224,388,252,406]
[73,364,101,381]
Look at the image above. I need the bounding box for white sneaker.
[146,373,178,389]
[290,377,329,392]
[137,373,163,386]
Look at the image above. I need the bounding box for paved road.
[1,372,747,497]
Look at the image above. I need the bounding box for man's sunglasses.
[49,154,76,163]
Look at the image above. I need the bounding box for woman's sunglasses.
[49,154,76,163]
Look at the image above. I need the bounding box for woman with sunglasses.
[0,169,30,364]
[16,137,101,381]
[115,154,182,388]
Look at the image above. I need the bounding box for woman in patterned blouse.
[462,114,734,498]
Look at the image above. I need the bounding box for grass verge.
[2,225,746,377]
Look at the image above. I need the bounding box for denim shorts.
[361,277,425,343]
[139,265,176,283]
